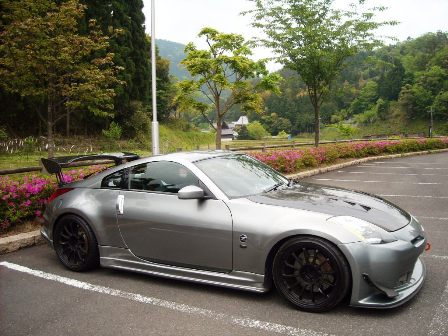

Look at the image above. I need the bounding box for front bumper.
[352,257,426,308]
[339,217,427,308]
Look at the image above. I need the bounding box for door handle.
[117,195,125,215]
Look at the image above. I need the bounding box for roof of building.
[235,116,249,125]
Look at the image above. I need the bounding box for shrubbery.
[1,137,447,233]
[0,166,103,233]
[251,137,448,174]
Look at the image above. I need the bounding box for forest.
[253,31,448,137]
[1,0,447,150]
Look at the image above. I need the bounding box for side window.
[101,169,128,189]
[129,161,199,194]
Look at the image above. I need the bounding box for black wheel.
[272,236,351,312]
[53,215,99,272]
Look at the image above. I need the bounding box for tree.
[0,0,122,157]
[398,84,432,120]
[176,27,280,149]
[247,121,270,140]
[349,81,379,115]
[261,112,292,135]
[245,0,394,146]
[81,1,152,125]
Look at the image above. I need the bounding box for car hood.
[247,182,410,232]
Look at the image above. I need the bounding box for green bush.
[301,152,318,167]
[247,121,270,140]
[102,122,122,151]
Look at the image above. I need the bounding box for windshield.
[195,154,288,198]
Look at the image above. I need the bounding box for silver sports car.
[41,151,427,312]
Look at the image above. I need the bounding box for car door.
[116,160,233,271]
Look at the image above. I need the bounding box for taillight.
[48,188,74,203]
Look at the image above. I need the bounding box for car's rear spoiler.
[41,152,140,186]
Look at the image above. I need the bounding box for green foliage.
[102,122,122,141]
[350,81,379,116]
[236,125,250,140]
[0,0,122,156]
[0,127,7,140]
[277,130,289,139]
[245,0,394,145]
[247,121,270,140]
[336,123,356,137]
[177,27,280,149]
[125,101,152,146]
[158,123,215,153]
[253,138,448,174]
[398,84,432,119]
[23,136,37,157]
[81,1,151,118]
[354,108,378,125]
[432,91,448,119]
[261,113,292,135]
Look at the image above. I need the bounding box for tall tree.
[0,0,122,157]
[245,0,395,146]
[176,27,280,149]
[81,0,151,124]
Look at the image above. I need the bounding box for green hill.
[156,39,189,79]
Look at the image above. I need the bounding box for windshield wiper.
[264,182,285,193]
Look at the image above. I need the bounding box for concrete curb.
[0,230,43,255]
[1,148,447,255]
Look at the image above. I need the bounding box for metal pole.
[151,0,159,155]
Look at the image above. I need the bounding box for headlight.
[327,216,397,244]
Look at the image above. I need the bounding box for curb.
[286,148,448,180]
[1,148,447,255]
[0,230,43,255]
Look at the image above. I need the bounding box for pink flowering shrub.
[0,165,104,232]
[250,138,448,174]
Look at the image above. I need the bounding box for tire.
[53,215,99,272]
[272,236,351,312]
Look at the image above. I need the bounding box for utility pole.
[151,0,160,155]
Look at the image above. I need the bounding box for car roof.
[158,150,236,163]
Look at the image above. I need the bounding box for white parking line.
[313,178,441,185]
[371,162,446,165]
[336,171,446,177]
[358,166,448,170]
[428,280,448,336]
[429,255,448,261]
[417,216,448,221]
[378,195,448,199]
[0,261,332,336]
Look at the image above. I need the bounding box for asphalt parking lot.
[1,152,448,336]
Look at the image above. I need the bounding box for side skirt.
[99,246,269,293]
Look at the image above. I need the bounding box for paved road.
[1,152,448,336]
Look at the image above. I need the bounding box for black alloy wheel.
[54,215,99,272]
[273,236,351,312]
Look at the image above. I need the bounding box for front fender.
[228,199,362,274]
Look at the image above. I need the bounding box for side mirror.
[178,185,205,200]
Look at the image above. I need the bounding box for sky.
[142,0,448,68]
